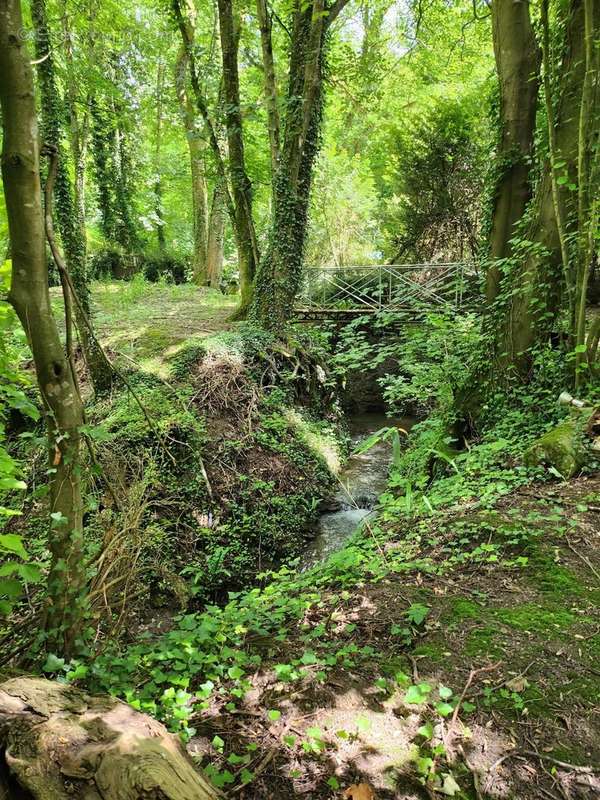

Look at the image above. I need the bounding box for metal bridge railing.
[296,263,472,315]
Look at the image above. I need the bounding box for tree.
[250,0,351,330]
[0,0,87,656]
[485,0,539,303]
[217,0,260,318]
[175,41,210,283]
[31,0,112,392]
[172,0,253,314]
[493,0,599,378]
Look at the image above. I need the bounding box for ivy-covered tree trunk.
[217,0,259,319]
[486,0,539,303]
[31,0,112,393]
[0,0,87,657]
[90,65,140,260]
[251,0,343,330]
[493,0,590,376]
[175,43,209,284]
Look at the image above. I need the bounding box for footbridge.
[294,262,475,320]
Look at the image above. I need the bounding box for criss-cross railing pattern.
[295,263,471,317]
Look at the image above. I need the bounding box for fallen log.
[0,676,220,800]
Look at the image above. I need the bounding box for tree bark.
[31,0,112,393]
[217,0,260,319]
[0,0,87,656]
[175,43,209,284]
[0,677,219,800]
[256,0,281,179]
[154,62,167,253]
[486,0,539,303]
[251,0,344,330]
[497,0,591,374]
[207,181,226,288]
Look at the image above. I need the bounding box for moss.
[526,546,583,598]
[412,642,444,663]
[464,626,503,657]
[523,414,592,478]
[444,597,483,623]
[493,603,575,633]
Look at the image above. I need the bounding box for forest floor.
[48,282,599,798]
[90,279,236,375]
[185,473,600,800]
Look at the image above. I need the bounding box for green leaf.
[406,603,429,626]
[240,768,254,784]
[0,534,28,559]
[268,709,281,721]
[17,563,42,583]
[417,721,434,739]
[441,773,462,796]
[404,683,431,705]
[435,701,454,717]
[0,578,22,598]
[439,685,453,699]
[227,665,244,680]
[43,654,66,672]
[212,735,225,752]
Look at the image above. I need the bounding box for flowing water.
[301,413,416,567]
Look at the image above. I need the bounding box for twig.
[450,661,501,728]
[519,750,600,774]
[565,536,600,582]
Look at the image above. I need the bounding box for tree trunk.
[250,0,329,330]
[154,62,167,253]
[486,0,539,303]
[175,43,209,284]
[31,0,112,393]
[207,181,226,288]
[0,677,219,800]
[256,0,280,180]
[217,0,259,319]
[0,0,87,656]
[495,0,589,374]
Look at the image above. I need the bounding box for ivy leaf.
[43,654,66,672]
[406,603,429,626]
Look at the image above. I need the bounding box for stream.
[301,413,416,568]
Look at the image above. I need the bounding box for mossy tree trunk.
[154,61,167,253]
[256,0,281,181]
[493,0,594,377]
[486,0,539,303]
[0,0,87,657]
[31,0,112,393]
[171,0,241,296]
[217,0,260,319]
[207,181,226,289]
[175,42,209,284]
[250,0,350,331]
